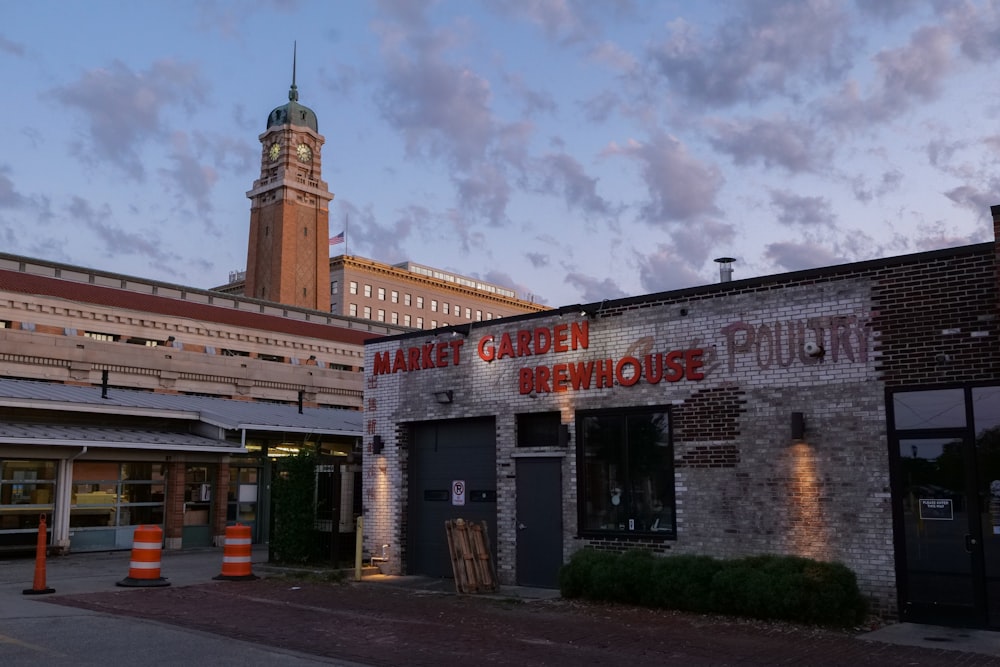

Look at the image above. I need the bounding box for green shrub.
[559,548,617,599]
[270,450,319,564]
[559,549,866,628]
[646,554,722,612]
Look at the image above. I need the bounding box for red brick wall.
[213,462,230,545]
[164,461,186,545]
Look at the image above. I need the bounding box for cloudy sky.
[2,0,999,307]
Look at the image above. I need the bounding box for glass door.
[895,435,983,625]
[889,386,1000,628]
[227,467,259,542]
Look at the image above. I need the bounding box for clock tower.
[245,53,333,310]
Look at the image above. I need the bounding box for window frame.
[575,405,676,540]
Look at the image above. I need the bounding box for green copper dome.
[267,45,318,132]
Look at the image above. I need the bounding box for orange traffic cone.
[214,523,258,581]
[23,514,55,595]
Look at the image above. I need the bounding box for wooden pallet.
[445,518,497,594]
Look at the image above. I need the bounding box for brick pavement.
[43,578,1000,666]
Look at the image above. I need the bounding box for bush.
[270,450,319,564]
[647,554,722,612]
[559,549,867,628]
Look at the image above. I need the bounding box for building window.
[404,294,411,306]
[403,314,411,326]
[416,317,424,328]
[476,310,482,321]
[377,309,385,322]
[487,313,493,320]
[416,296,424,309]
[430,320,437,328]
[390,312,398,324]
[349,304,358,317]
[442,302,449,314]
[84,331,119,342]
[465,307,471,319]
[378,287,386,301]
[364,284,372,298]
[363,306,372,319]
[126,337,160,347]
[431,300,438,312]
[69,461,165,529]
[577,406,675,538]
[517,412,561,447]
[1,460,56,521]
[454,305,461,317]
[349,281,358,295]
[391,290,399,303]
[330,280,339,295]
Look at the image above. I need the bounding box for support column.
[164,461,186,550]
[52,458,72,554]
[212,461,231,547]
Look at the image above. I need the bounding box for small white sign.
[451,480,466,506]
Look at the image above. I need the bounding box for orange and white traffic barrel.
[117,524,170,587]
[214,523,258,581]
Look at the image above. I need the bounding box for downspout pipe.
[54,446,89,552]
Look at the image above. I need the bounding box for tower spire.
[289,41,298,102]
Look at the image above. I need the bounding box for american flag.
[329,231,345,246]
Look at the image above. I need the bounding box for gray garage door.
[408,418,496,578]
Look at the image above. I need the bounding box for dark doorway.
[408,418,496,578]
[515,457,563,588]
[889,386,1000,628]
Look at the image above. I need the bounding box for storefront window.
[71,461,165,528]
[0,459,56,532]
[577,407,675,537]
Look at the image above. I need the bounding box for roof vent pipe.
[714,257,735,283]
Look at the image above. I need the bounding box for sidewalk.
[0,546,351,666]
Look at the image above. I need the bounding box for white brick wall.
[364,276,898,614]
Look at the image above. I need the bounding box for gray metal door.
[409,418,496,578]
[515,457,563,588]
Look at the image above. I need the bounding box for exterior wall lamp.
[434,390,454,404]
[791,411,806,441]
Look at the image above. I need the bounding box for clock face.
[296,143,312,163]
[268,142,280,162]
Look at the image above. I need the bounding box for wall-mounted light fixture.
[791,412,806,441]
[434,390,454,404]
[372,434,384,454]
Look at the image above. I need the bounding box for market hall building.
[362,205,1000,629]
